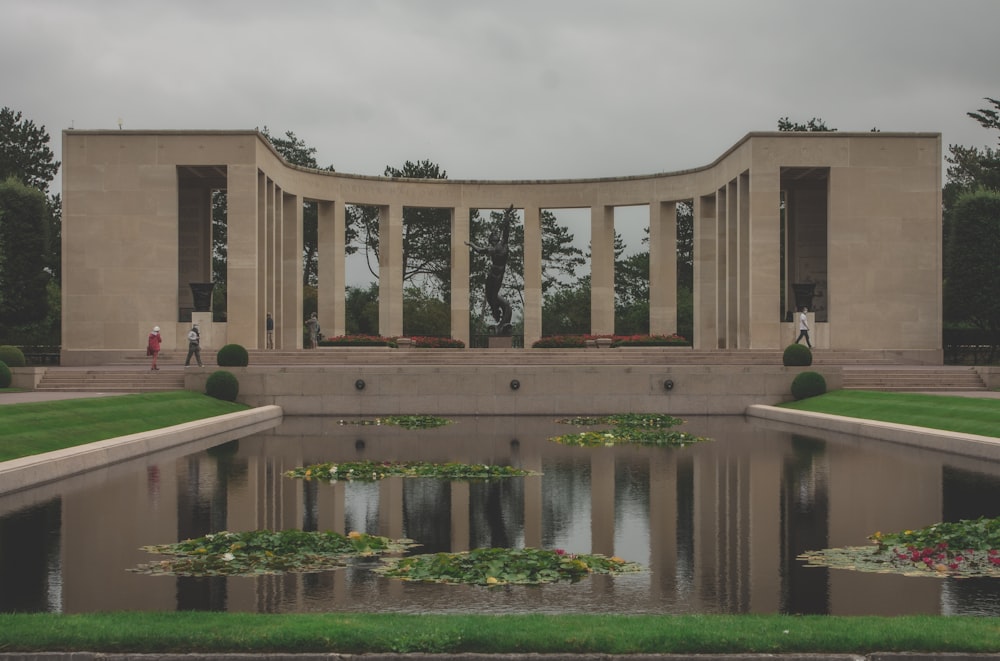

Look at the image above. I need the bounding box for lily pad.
[550,413,710,447]
[338,415,451,429]
[800,516,1000,578]
[285,460,538,483]
[131,529,415,576]
[374,546,643,586]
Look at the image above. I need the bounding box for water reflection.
[1,415,1000,615]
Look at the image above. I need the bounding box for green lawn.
[0,612,998,654]
[0,390,248,461]
[778,390,1000,438]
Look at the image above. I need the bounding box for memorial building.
[60,130,942,365]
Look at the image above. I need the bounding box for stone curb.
[745,405,1000,461]
[0,405,283,497]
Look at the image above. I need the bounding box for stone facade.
[60,130,942,364]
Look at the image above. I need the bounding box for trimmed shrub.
[0,360,10,388]
[0,345,26,367]
[216,343,249,367]
[783,343,813,366]
[205,370,239,402]
[791,371,827,400]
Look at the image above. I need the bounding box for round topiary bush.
[0,345,26,368]
[791,371,827,400]
[216,343,249,367]
[0,360,11,388]
[782,343,813,367]
[205,370,240,402]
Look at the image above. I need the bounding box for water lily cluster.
[131,529,414,576]
[550,413,710,448]
[285,460,538,483]
[337,415,452,429]
[373,546,642,586]
[799,516,1000,578]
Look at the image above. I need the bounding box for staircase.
[35,368,186,393]
[842,366,988,392]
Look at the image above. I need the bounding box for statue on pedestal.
[467,206,514,336]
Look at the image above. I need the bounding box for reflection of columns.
[378,204,404,337]
[319,481,345,533]
[318,200,346,338]
[590,453,615,556]
[282,191,303,350]
[450,206,470,346]
[450,481,470,551]
[649,201,678,336]
[591,205,615,335]
[378,478,405,540]
[523,206,542,345]
[648,451,677,600]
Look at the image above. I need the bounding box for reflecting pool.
[2,415,999,615]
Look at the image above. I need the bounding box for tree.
[777,117,836,132]
[0,177,50,327]
[403,284,451,337]
[351,160,452,294]
[943,190,1000,360]
[0,108,59,193]
[345,283,379,336]
[542,276,591,335]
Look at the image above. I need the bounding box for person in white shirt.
[795,307,812,348]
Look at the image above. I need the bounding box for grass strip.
[0,612,997,654]
[0,391,248,461]
[777,390,1000,438]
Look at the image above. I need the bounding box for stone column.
[450,206,470,346]
[225,164,260,348]
[318,200,346,338]
[378,204,404,337]
[693,194,718,350]
[281,191,303,349]
[258,173,273,350]
[522,206,542,346]
[747,168,782,349]
[590,205,615,335]
[649,201,678,336]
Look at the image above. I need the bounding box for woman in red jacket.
[148,326,162,371]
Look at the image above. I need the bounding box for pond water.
[2,414,999,616]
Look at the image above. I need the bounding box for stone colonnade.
[60,130,942,364]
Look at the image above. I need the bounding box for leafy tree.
[0,177,50,327]
[403,285,451,337]
[542,276,591,335]
[777,117,836,132]
[345,283,379,336]
[351,160,451,294]
[0,108,59,193]
[943,189,1000,360]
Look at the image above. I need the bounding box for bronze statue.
[466,206,514,336]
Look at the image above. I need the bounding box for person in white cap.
[147,326,162,371]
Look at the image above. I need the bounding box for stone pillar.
[281,191,303,349]
[693,194,718,350]
[590,205,615,335]
[225,164,260,348]
[318,200,346,338]
[523,206,542,346]
[748,167,781,349]
[378,204,404,337]
[450,206,470,346]
[649,201,678,335]
[258,173,272,350]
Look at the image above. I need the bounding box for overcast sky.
[4,0,999,283]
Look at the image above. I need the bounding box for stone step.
[36,370,185,392]
[842,367,986,392]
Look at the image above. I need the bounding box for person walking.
[184,322,204,367]
[795,307,812,348]
[266,312,274,349]
[147,326,162,371]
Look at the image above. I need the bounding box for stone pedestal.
[488,336,513,349]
